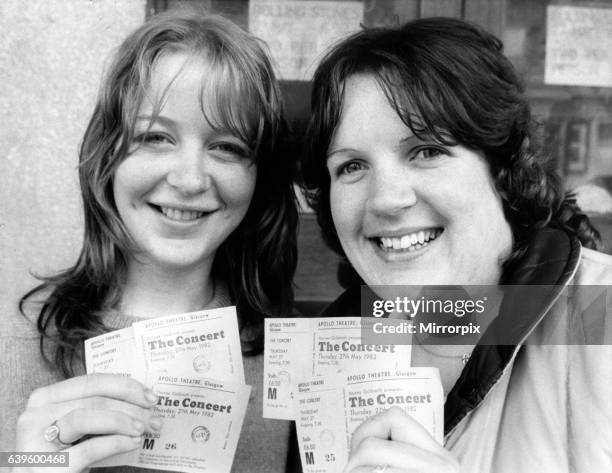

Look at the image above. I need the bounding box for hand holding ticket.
[84,307,249,473]
[294,368,444,473]
[135,374,251,473]
[14,373,158,473]
[345,406,459,473]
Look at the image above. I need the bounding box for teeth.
[160,206,205,221]
[377,229,441,252]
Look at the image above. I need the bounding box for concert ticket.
[140,373,251,473]
[85,307,244,383]
[294,368,443,473]
[263,317,412,420]
[84,307,249,473]
[99,373,251,473]
[132,307,244,383]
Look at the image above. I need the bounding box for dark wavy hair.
[20,10,298,376]
[301,17,598,283]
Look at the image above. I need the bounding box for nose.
[365,161,417,217]
[166,146,212,195]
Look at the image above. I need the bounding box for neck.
[119,259,215,319]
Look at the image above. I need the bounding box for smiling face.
[327,75,513,286]
[112,52,257,273]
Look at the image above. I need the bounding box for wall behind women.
[0,0,146,322]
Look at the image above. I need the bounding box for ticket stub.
[133,307,245,383]
[263,318,313,419]
[103,373,251,473]
[293,376,347,473]
[294,368,443,473]
[84,326,145,382]
[264,317,412,420]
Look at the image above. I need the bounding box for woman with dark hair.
[4,10,296,472]
[302,17,610,473]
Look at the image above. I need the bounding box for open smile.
[371,228,443,252]
[149,204,214,222]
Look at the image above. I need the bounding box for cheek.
[112,164,131,212]
[453,173,512,247]
[330,182,361,238]
[442,165,498,216]
[112,158,150,203]
[329,184,344,233]
[469,176,506,222]
[220,166,257,211]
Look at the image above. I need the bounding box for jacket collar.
[443,228,581,433]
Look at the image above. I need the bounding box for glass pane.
[504,0,612,247]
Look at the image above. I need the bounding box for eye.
[411,146,448,164]
[136,132,174,146]
[339,161,365,176]
[213,142,246,155]
[330,159,368,183]
[210,141,252,161]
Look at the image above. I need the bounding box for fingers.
[347,466,449,473]
[348,467,403,473]
[51,409,147,444]
[350,407,439,453]
[16,374,162,473]
[24,395,163,444]
[345,437,458,473]
[345,437,415,473]
[27,374,157,409]
[345,408,458,473]
[61,395,158,427]
[17,374,162,463]
[67,434,142,472]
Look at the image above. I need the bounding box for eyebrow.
[327,147,358,160]
[327,133,423,160]
[135,114,175,128]
[399,134,421,146]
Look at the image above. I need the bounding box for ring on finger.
[44,420,72,448]
[372,465,388,473]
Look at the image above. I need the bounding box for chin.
[358,265,434,287]
[144,249,211,271]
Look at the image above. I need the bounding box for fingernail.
[150,417,163,431]
[144,389,158,404]
[132,419,144,433]
[131,435,142,445]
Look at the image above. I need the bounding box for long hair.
[21,10,298,377]
[301,17,598,282]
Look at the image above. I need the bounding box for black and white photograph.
[1,1,610,472]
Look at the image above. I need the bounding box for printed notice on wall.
[545,5,612,87]
[249,0,364,80]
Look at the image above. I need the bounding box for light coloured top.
[445,248,612,473]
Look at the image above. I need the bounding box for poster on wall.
[545,5,612,87]
[248,0,364,81]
